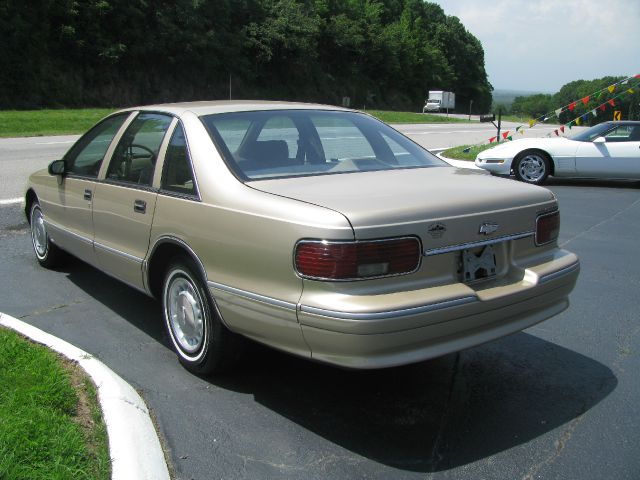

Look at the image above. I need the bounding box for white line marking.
[35,140,75,145]
[0,197,22,205]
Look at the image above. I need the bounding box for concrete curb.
[0,312,170,480]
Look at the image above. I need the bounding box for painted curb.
[0,312,170,480]
[436,152,483,170]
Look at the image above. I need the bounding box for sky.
[431,0,640,92]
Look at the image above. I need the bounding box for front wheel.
[162,257,242,375]
[513,150,550,185]
[29,200,65,268]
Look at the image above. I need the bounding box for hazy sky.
[432,0,640,92]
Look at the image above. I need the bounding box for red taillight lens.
[295,238,421,280]
[536,210,560,246]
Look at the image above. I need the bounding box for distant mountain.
[493,88,553,107]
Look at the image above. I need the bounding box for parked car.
[25,101,580,374]
[475,121,640,184]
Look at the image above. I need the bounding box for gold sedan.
[25,101,580,374]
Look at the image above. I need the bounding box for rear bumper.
[298,253,579,369]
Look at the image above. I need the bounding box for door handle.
[133,199,147,214]
[84,189,92,201]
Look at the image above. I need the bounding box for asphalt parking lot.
[1,177,639,480]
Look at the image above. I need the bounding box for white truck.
[423,91,455,113]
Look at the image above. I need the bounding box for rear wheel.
[162,257,242,375]
[513,150,550,185]
[29,200,65,268]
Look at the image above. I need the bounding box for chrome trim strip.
[424,231,534,256]
[538,261,580,285]
[45,220,93,246]
[94,241,144,264]
[300,296,477,321]
[207,280,298,311]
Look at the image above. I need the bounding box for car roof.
[117,100,354,116]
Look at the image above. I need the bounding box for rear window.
[200,110,444,180]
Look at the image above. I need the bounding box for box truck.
[423,91,455,112]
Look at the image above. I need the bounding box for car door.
[92,112,175,290]
[574,124,640,178]
[43,112,133,265]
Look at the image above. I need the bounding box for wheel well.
[516,149,555,176]
[146,241,206,299]
[24,189,37,223]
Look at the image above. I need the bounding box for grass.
[0,327,111,480]
[0,107,471,138]
[441,143,497,161]
[366,109,469,124]
[0,109,116,137]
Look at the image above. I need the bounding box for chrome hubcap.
[518,155,546,182]
[167,276,204,354]
[31,207,48,258]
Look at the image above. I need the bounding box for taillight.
[295,237,421,280]
[535,210,560,246]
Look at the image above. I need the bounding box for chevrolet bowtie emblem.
[479,222,499,235]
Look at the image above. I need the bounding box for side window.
[107,113,173,186]
[605,126,634,142]
[66,114,129,177]
[161,124,197,196]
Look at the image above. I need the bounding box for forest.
[0,0,493,112]
[509,76,640,125]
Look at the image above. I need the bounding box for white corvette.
[475,121,640,184]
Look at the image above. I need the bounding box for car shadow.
[60,255,616,473]
[210,332,616,472]
[61,255,167,345]
[544,177,640,189]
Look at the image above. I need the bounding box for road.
[0,120,582,201]
[1,178,639,477]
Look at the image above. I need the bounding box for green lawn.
[441,143,497,161]
[0,107,470,138]
[366,109,469,123]
[0,328,110,480]
[0,109,116,137]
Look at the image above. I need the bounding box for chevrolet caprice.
[25,101,580,374]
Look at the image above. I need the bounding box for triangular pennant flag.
[516,126,522,132]
[489,136,497,143]
[568,102,577,111]
[507,136,513,141]
[608,99,616,107]
[635,74,640,79]
[555,108,562,117]
[554,130,559,136]
[576,117,581,126]
[628,88,635,94]
[529,120,535,128]
[581,114,588,122]
[519,129,525,135]
[608,85,616,93]
[560,126,565,133]
[598,91,605,99]
[581,96,590,105]
[591,109,597,117]
[622,80,629,85]
[568,122,573,130]
[600,104,607,112]
[502,131,510,139]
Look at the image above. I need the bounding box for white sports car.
[475,121,640,184]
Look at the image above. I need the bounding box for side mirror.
[48,159,66,176]
[593,136,606,144]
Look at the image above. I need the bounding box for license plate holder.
[462,245,497,283]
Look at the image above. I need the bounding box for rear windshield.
[200,110,445,180]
